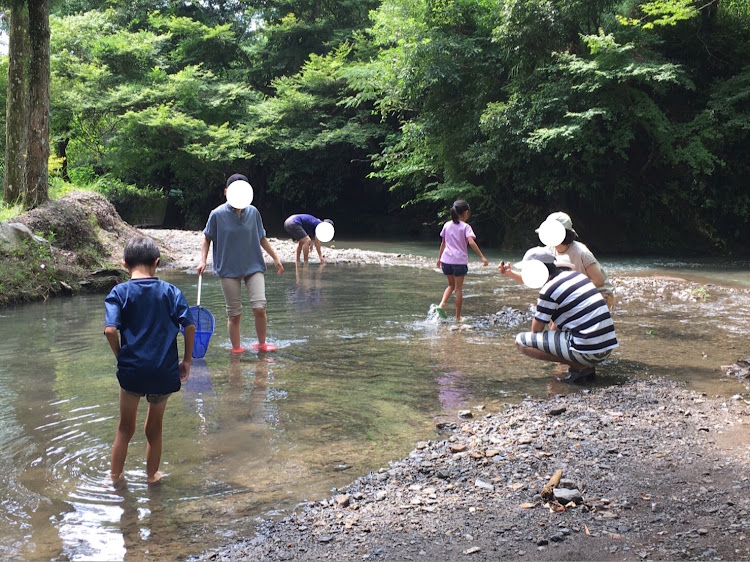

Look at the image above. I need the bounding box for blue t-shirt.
[105,278,195,395]
[204,203,267,278]
[291,214,322,237]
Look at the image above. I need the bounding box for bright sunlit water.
[1,244,749,560]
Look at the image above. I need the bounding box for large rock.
[0,222,49,251]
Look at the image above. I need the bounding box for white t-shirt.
[547,241,613,297]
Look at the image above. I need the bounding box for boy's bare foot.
[147,472,164,485]
[108,472,126,490]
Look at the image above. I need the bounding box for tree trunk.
[56,137,70,182]
[312,0,321,21]
[26,0,51,208]
[3,2,30,205]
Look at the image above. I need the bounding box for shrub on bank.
[0,239,82,307]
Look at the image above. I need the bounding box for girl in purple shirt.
[436,200,489,321]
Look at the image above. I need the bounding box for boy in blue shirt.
[105,237,195,486]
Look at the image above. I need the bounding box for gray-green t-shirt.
[204,203,267,278]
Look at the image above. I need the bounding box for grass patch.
[0,202,23,222]
[48,176,100,199]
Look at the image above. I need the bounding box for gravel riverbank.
[141,230,750,562]
[197,379,750,562]
[141,229,435,272]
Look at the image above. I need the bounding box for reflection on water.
[1,257,749,560]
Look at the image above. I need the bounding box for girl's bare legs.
[454,275,465,321]
[111,389,140,485]
[144,399,169,484]
[439,275,456,310]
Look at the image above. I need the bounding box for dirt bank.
[196,379,750,561]
[0,192,139,306]
[1,195,433,308]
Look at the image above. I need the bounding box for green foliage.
[49,9,260,223]
[2,0,748,251]
[347,0,750,250]
[363,0,507,212]
[244,0,381,89]
[148,12,245,73]
[620,0,698,30]
[248,46,387,209]
[92,175,164,212]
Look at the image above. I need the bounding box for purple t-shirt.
[290,214,322,237]
[440,220,476,265]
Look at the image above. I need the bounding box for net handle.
[197,274,202,307]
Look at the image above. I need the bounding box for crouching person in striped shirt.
[514,247,618,383]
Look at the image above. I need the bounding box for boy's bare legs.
[302,236,312,264]
[454,275,465,321]
[144,399,169,484]
[111,389,140,486]
[228,314,242,350]
[253,307,267,346]
[439,275,456,310]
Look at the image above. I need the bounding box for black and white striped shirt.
[535,271,618,354]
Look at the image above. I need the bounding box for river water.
[1,242,749,560]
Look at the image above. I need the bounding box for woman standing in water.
[436,200,489,321]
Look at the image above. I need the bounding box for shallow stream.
[1,243,749,560]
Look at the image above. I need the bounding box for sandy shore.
[141,231,750,562]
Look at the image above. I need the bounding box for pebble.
[553,488,583,505]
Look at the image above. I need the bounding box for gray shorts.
[123,389,172,403]
[515,330,612,367]
[220,273,266,317]
[284,218,310,242]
